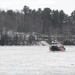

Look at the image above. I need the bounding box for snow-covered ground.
[0,46,75,75]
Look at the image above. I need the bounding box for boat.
[50,41,65,51]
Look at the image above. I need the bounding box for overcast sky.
[0,0,75,15]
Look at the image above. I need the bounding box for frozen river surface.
[0,46,75,75]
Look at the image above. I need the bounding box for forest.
[0,5,75,35]
[0,5,75,45]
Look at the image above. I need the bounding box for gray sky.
[0,0,75,15]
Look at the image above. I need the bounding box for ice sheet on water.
[0,46,75,75]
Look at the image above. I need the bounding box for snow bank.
[35,41,49,46]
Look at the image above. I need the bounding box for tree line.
[0,5,75,36]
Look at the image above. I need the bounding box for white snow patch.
[37,41,49,46]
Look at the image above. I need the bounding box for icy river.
[0,46,75,75]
